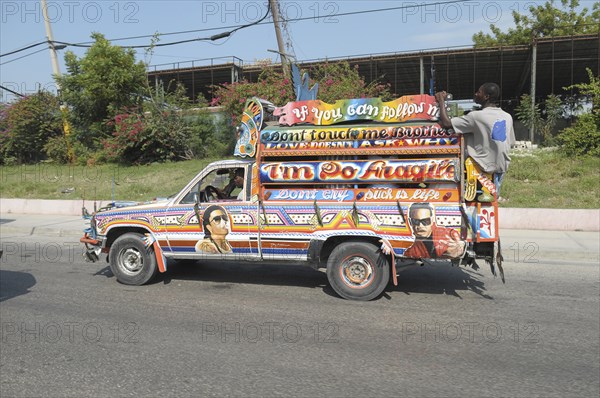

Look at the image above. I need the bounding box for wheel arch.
[315,235,388,269]
[105,226,153,250]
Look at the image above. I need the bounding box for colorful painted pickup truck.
[81,94,502,300]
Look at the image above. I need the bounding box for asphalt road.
[1,232,598,397]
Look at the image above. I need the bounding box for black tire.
[109,232,158,285]
[326,241,390,301]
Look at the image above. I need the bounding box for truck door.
[164,163,259,259]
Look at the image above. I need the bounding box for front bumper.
[80,233,104,262]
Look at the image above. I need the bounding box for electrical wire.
[0,84,25,97]
[0,41,48,58]
[53,3,272,49]
[1,1,469,56]
[85,0,473,44]
[0,47,48,66]
[0,3,270,57]
[2,1,598,58]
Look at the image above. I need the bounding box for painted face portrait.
[409,207,434,239]
[202,205,230,238]
[197,205,232,254]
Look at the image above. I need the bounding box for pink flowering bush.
[102,83,231,164]
[308,62,392,103]
[212,61,391,124]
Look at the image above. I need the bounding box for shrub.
[102,83,231,164]
[44,136,71,164]
[558,68,600,156]
[185,110,235,159]
[307,62,392,103]
[556,113,600,156]
[211,64,295,125]
[104,107,192,164]
[0,91,63,164]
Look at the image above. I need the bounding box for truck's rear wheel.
[326,242,390,301]
[109,232,158,285]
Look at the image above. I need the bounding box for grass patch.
[501,149,599,209]
[1,150,598,208]
[0,159,216,202]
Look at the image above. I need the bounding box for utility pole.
[530,36,538,144]
[269,0,289,78]
[41,0,74,162]
[41,0,61,82]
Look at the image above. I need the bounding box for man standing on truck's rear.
[435,83,515,196]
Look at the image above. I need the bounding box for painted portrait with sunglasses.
[195,205,233,254]
[404,202,465,259]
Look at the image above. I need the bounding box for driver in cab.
[215,168,245,200]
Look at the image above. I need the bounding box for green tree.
[56,33,147,148]
[566,68,600,118]
[0,91,63,164]
[556,68,600,156]
[473,0,599,47]
[516,93,563,144]
[211,61,391,124]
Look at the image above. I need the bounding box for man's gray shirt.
[451,107,515,173]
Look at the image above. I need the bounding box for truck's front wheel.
[326,242,389,301]
[109,233,158,285]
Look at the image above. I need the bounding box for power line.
[0,48,48,66]
[0,84,25,98]
[55,3,272,50]
[1,1,469,57]
[0,41,48,58]
[2,1,598,59]
[0,5,271,57]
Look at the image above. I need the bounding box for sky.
[0,0,596,102]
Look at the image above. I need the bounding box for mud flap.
[495,239,505,283]
[152,240,167,273]
[143,234,167,273]
[487,239,505,283]
[391,251,397,286]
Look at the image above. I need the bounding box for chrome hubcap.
[119,248,143,275]
[342,257,373,287]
